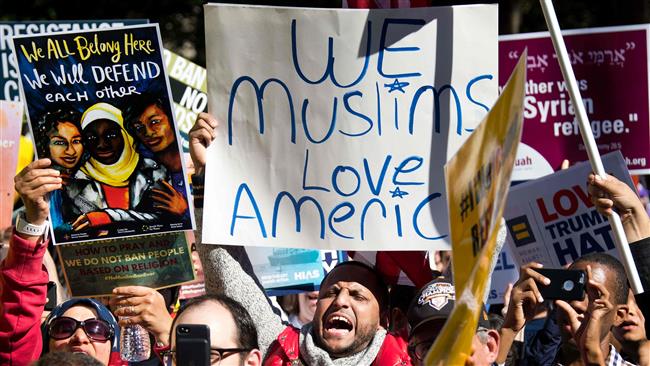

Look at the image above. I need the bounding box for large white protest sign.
[504,151,634,268]
[203,4,497,250]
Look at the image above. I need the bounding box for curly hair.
[35,109,82,159]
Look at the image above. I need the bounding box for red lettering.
[537,197,558,223]
[572,184,594,208]
[554,189,579,216]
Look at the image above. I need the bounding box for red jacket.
[0,232,49,366]
[264,326,411,366]
[0,232,125,366]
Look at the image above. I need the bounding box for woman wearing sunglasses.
[0,159,126,366]
[41,298,123,365]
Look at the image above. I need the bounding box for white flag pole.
[539,0,644,294]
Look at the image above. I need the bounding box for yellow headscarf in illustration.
[80,103,139,187]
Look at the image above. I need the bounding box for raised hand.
[111,286,173,346]
[587,173,650,242]
[502,262,551,332]
[555,265,616,365]
[14,159,61,227]
[188,112,218,175]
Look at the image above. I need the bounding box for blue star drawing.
[390,187,409,199]
[384,79,409,93]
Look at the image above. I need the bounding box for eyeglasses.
[48,316,113,342]
[408,341,433,361]
[163,348,251,365]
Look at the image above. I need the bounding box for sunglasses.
[48,316,114,342]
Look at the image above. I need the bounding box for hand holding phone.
[535,268,586,302]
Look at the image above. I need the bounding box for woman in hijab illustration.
[67,102,170,233]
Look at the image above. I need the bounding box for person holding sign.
[588,173,650,324]
[66,102,171,232]
[189,113,411,365]
[0,159,125,366]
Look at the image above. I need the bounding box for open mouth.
[324,314,354,337]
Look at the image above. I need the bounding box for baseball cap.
[407,277,491,337]
[407,278,455,337]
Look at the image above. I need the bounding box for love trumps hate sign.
[203,4,498,250]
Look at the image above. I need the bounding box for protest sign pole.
[540,0,644,294]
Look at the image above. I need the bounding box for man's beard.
[314,322,377,358]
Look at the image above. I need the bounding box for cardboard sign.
[57,232,195,297]
[203,4,498,250]
[504,151,634,268]
[246,247,347,296]
[162,49,207,153]
[427,52,526,365]
[500,25,650,179]
[0,100,23,231]
[13,25,194,244]
[1,20,148,101]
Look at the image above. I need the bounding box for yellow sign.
[426,50,527,365]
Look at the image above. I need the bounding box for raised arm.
[0,159,59,365]
[588,173,650,293]
[190,113,285,355]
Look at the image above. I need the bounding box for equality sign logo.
[506,215,536,247]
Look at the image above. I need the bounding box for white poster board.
[504,151,634,268]
[203,4,497,250]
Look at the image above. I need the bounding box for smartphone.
[45,281,57,311]
[176,324,210,366]
[535,268,586,301]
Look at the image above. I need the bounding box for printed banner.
[247,247,347,296]
[1,20,148,101]
[13,24,194,245]
[500,25,650,179]
[57,232,195,297]
[0,100,23,231]
[427,51,526,365]
[504,151,634,268]
[162,49,207,153]
[203,4,498,250]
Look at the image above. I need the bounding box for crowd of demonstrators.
[187,112,514,366]
[4,110,650,366]
[494,173,650,366]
